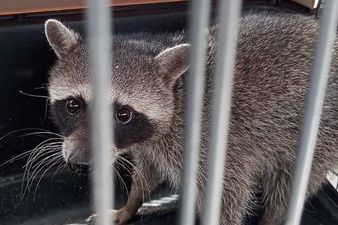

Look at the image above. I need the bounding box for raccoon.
[44,10,338,225]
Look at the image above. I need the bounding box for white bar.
[179,1,211,225]
[203,1,242,225]
[86,0,114,225]
[284,1,338,225]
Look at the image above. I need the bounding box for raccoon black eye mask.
[44,10,338,225]
[113,102,155,149]
[51,97,154,148]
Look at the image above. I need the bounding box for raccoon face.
[45,19,189,166]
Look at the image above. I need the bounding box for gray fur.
[45,10,338,225]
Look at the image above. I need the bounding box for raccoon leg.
[259,163,329,225]
[258,169,291,225]
[209,164,256,225]
[86,174,146,225]
[87,161,159,225]
[111,161,160,225]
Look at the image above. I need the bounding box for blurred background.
[0,1,337,225]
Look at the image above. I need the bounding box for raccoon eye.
[66,98,81,115]
[115,107,133,125]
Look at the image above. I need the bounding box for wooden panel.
[0,0,186,16]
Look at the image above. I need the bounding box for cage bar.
[86,0,114,225]
[202,1,242,225]
[178,1,211,225]
[284,1,338,225]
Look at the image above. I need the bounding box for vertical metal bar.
[203,1,242,225]
[179,1,211,225]
[284,1,338,225]
[87,0,113,225]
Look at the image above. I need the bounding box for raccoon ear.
[45,19,80,58]
[155,44,190,86]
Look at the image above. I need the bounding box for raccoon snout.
[67,149,90,165]
[62,140,90,165]
[68,163,89,176]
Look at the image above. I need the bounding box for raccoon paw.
[86,213,98,224]
[86,208,134,225]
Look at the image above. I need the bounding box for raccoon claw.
[86,213,97,224]
[86,208,134,225]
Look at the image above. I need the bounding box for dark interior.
[0,3,337,225]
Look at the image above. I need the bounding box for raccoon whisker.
[28,151,62,177]
[117,156,150,203]
[17,132,64,139]
[30,150,62,170]
[20,153,60,199]
[28,140,63,155]
[114,159,135,197]
[115,159,134,177]
[116,157,135,175]
[24,140,63,177]
[25,138,63,162]
[22,144,61,189]
[24,157,52,195]
[33,156,63,201]
[29,155,60,190]
[24,142,62,166]
[115,160,134,194]
[0,128,60,142]
[24,148,61,189]
[115,156,133,170]
[115,156,135,176]
[116,156,145,181]
[115,156,144,199]
[135,156,151,198]
[22,155,44,197]
[41,98,49,125]
[139,154,153,200]
[51,161,66,182]
[18,90,51,99]
[115,160,139,192]
[113,163,130,197]
[24,143,62,182]
[39,154,64,179]
[26,152,62,194]
[0,149,36,167]
[33,85,48,90]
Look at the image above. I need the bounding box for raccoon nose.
[68,149,90,165]
[67,151,77,164]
